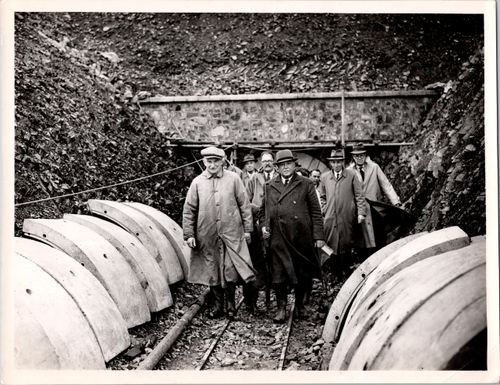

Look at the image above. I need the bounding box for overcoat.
[320,168,366,255]
[347,156,400,248]
[260,173,324,285]
[182,169,255,287]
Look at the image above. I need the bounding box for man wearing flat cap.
[260,149,325,322]
[320,148,366,279]
[347,143,401,257]
[183,146,255,319]
[241,153,257,189]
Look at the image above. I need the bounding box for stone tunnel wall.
[140,90,438,143]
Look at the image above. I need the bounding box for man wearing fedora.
[347,142,401,257]
[320,148,366,279]
[183,146,255,320]
[260,149,325,322]
[241,153,257,189]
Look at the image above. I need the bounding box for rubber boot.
[225,283,236,320]
[294,284,306,320]
[273,284,288,324]
[208,285,224,319]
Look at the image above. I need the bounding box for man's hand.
[186,237,197,248]
[244,232,252,243]
[357,215,365,224]
[315,240,325,248]
[262,226,270,239]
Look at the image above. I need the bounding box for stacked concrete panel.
[326,228,486,370]
[15,201,187,369]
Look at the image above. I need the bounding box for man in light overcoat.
[347,142,401,256]
[183,146,255,319]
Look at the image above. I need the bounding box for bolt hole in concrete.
[103,254,108,259]
[335,316,339,320]
[136,233,140,236]
[81,263,85,267]
[361,274,366,278]
[104,210,107,214]
[69,270,75,276]
[26,288,32,295]
[42,234,46,237]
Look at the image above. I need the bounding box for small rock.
[313,338,325,347]
[221,357,237,367]
[465,144,476,152]
[285,361,300,370]
[124,346,142,360]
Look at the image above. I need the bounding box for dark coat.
[320,168,366,255]
[260,173,324,285]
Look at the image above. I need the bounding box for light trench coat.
[182,169,255,287]
[347,156,401,248]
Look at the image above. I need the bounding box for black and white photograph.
[1,1,498,383]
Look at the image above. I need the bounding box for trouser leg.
[243,282,257,314]
[294,283,307,319]
[273,283,288,323]
[225,282,236,319]
[208,285,224,319]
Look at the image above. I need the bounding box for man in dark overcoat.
[320,148,366,278]
[260,149,325,322]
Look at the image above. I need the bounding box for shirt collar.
[204,169,224,179]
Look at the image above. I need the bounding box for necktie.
[336,173,341,181]
[359,166,365,181]
[265,172,270,181]
[284,178,289,186]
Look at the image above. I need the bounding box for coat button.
[294,215,298,219]
[293,201,296,204]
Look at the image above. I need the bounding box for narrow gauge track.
[108,278,337,371]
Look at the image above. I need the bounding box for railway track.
[108,282,332,371]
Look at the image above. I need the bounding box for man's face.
[310,171,321,187]
[244,161,256,173]
[203,157,224,175]
[261,154,274,172]
[353,153,366,166]
[330,160,344,173]
[278,160,296,178]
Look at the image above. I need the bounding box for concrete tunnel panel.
[123,201,190,276]
[87,199,184,284]
[63,214,173,312]
[347,226,470,321]
[335,237,486,370]
[14,254,106,369]
[322,232,428,346]
[22,218,151,328]
[15,237,130,362]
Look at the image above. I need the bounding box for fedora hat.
[327,149,345,160]
[242,154,257,163]
[274,149,297,165]
[200,146,225,159]
[351,143,367,155]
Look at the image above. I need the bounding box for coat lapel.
[278,174,299,203]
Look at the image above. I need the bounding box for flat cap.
[200,146,225,159]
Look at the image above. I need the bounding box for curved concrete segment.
[123,201,190,276]
[330,236,485,370]
[14,254,105,369]
[14,237,130,362]
[22,218,151,328]
[63,214,173,312]
[322,232,428,345]
[87,199,184,284]
[347,226,469,320]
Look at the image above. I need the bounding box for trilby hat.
[242,154,257,163]
[274,149,297,165]
[327,149,345,160]
[351,142,367,155]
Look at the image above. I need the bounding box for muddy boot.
[208,285,224,319]
[273,284,288,324]
[225,283,236,320]
[293,285,306,320]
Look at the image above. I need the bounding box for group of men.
[182,143,401,323]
